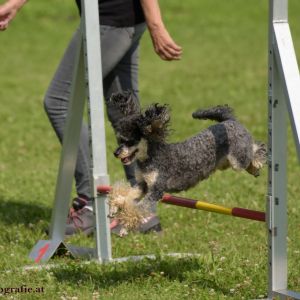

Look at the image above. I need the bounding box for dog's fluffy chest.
[135,167,159,188]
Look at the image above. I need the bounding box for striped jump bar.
[97,186,265,223]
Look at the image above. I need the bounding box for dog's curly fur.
[109,91,267,220]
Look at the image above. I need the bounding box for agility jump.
[28,0,300,298]
[97,185,265,223]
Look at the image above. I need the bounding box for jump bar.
[97,186,265,223]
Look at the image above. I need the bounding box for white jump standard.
[29,0,111,262]
[267,0,300,299]
[29,0,300,299]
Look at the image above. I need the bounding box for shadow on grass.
[52,257,228,295]
[0,196,51,225]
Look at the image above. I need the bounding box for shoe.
[110,215,162,237]
[72,196,89,211]
[67,196,90,217]
[138,215,162,233]
[65,207,95,236]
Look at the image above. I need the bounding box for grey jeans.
[44,22,146,199]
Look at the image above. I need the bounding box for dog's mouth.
[120,149,138,165]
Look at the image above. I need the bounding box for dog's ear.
[108,91,141,117]
[138,104,171,141]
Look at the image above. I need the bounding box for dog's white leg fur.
[129,186,143,199]
[246,143,267,176]
[108,183,144,218]
[135,168,159,188]
[108,182,150,232]
[143,170,159,188]
[251,143,265,169]
[119,185,144,204]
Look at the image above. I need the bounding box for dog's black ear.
[138,104,171,141]
[108,91,141,116]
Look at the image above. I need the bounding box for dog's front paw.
[108,205,119,219]
[119,227,129,237]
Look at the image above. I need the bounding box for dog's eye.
[126,140,135,147]
[119,138,128,144]
[118,136,135,146]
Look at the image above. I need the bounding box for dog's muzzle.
[114,145,138,165]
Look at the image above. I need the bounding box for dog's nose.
[114,146,123,158]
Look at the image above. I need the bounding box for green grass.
[0,0,300,299]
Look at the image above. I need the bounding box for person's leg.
[44,28,92,202]
[64,24,148,235]
[45,24,146,200]
[44,25,141,206]
[103,23,146,185]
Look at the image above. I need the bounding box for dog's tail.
[192,105,235,122]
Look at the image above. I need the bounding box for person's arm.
[140,0,182,61]
[0,0,27,31]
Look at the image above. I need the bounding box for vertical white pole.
[267,0,288,298]
[81,0,112,262]
[268,0,300,298]
[48,35,86,241]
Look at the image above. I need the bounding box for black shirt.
[75,0,145,27]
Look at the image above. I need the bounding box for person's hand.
[0,1,20,31]
[149,25,182,61]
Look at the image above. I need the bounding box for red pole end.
[232,207,265,222]
[162,194,197,209]
[97,185,111,194]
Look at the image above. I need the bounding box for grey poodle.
[110,91,267,213]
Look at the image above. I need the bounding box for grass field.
[0,0,300,299]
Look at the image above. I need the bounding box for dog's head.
[109,91,141,165]
[111,92,171,165]
[114,115,142,165]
